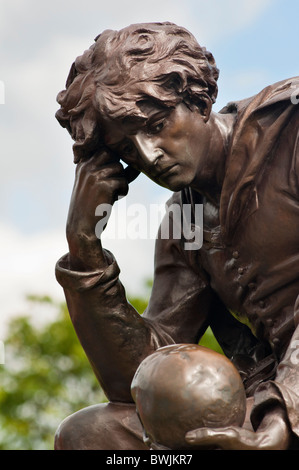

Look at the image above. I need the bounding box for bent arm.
[56,249,162,402]
[251,294,299,443]
[56,194,213,402]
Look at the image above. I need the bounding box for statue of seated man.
[54,22,299,450]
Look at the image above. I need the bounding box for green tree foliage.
[0,296,106,450]
[0,291,222,450]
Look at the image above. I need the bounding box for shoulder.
[220,76,299,118]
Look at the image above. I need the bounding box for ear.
[197,95,212,122]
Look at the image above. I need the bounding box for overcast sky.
[0,0,298,335]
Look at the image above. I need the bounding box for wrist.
[67,233,107,271]
[257,405,291,450]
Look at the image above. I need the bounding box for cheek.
[162,135,190,159]
[168,119,190,141]
[165,126,194,157]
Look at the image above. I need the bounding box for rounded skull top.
[131,343,247,449]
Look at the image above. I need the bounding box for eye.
[148,119,165,135]
[121,141,135,156]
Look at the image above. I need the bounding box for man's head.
[56,22,219,165]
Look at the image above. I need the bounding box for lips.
[156,164,178,178]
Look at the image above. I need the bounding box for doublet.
[56,77,299,444]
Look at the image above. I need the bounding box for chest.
[199,169,299,344]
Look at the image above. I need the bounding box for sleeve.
[251,295,299,443]
[143,194,213,345]
[56,249,158,402]
[55,193,214,402]
[251,111,299,444]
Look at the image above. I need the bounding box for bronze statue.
[54,22,299,450]
[131,344,247,450]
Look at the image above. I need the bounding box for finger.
[114,177,129,198]
[124,165,140,183]
[186,427,239,449]
[95,161,126,179]
[77,148,119,173]
[74,154,129,200]
[92,148,119,165]
[99,163,129,197]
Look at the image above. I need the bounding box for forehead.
[101,116,143,146]
[102,101,171,146]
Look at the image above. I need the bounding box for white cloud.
[0,0,273,53]
[0,175,168,336]
[0,0,279,336]
[0,224,67,336]
[0,216,163,337]
[182,0,273,45]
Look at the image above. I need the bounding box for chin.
[151,174,192,192]
[166,176,193,192]
[154,180,186,192]
[167,182,189,192]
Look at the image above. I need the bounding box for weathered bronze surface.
[131,344,247,449]
[54,22,299,450]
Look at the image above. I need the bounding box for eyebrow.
[104,108,171,148]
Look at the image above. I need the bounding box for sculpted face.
[103,103,211,192]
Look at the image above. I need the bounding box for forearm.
[244,403,290,450]
[250,299,299,446]
[56,250,173,402]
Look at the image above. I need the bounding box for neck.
[190,111,235,206]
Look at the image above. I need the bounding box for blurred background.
[0,0,298,449]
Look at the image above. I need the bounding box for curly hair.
[56,22,219,163]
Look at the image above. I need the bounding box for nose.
[131,132,163,167]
